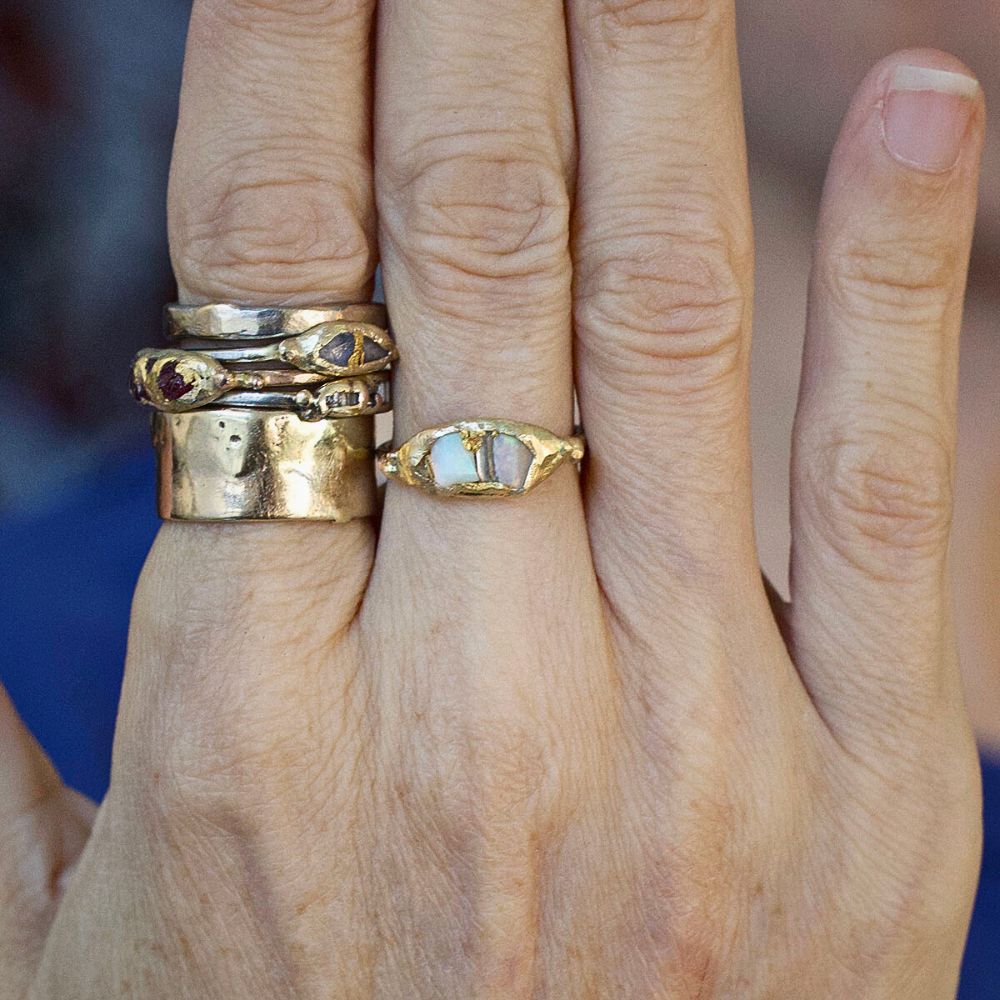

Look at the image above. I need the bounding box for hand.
[2,1,985,996]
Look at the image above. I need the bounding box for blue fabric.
[0,449,158,799]
[0,452,996,992]
[961,762,1000,996]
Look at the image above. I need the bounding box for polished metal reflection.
[221,374,392,420]
[154,408,376,522]
[379,419,585,498]
[165,302,387,341]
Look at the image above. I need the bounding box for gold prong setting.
[278,322,399,376]
[378,419,585,498]
[130,349,230,412]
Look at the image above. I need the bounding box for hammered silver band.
[165,302,388,341]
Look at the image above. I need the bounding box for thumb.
[0,686,95,991]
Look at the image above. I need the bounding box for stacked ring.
[152,409,376,522]
[164,302,387,341]
[133,303,396,522]
[130,349,391,419]
[137,305,585,518]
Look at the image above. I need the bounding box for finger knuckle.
[809,429,953,571]
[198,0,369,32]
[576,228,748,395]
[171,158,373,301]
[381,147,569,308]
[584,0,717,48]
[845,760,982,950]
[823,232,959,329]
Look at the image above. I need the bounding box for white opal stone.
[490,434,533,488]
[429,432,479,487]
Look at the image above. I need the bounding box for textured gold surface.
[378,419,585,498]
[278,322,398,376]
[154,409,376,522]
[131,349,326,412]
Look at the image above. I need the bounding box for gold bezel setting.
[130,349,325,412]
[277,321,399,376]
[378,419,585,498]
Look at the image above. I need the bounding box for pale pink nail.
[882,65,979,173]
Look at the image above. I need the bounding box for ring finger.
[371,2,583,584]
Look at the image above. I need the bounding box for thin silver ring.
[196,321,398,376]
[165,302,387,341]
[220,375,392,421]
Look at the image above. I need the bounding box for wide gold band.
[153,409,376,522]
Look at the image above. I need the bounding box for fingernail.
[883,65,979,173]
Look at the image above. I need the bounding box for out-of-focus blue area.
[964,763,1000,995]
[1,0,186,430]
[0,451,995,992]
[0,449,158,799]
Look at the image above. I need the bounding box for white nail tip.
[890,65,980,98]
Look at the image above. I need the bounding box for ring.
[165,302,387,341]
[131,349,391,418]
[221,375,391,421]
[197,321,398,376]
[130,349,327,412]
[378,419,585,498]
[144,302,393,521]
[153,409,376,521]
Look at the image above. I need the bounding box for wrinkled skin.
[0,1,986,997]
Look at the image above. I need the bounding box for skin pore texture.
[0,1,995,997]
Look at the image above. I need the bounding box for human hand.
[2,1,985,997]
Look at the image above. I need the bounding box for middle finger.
[375,0,575,438]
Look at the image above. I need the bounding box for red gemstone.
[156,361,193,400]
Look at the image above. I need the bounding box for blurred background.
[0,0,996,991]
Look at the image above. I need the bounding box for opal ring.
[378,419,585,498]
[165,302,387,341]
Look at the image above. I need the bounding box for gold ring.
[199,321,398,376]
[154,409,376,522]
[378,419,585,498]
[165,302,387,341]
[131,349,326,411]
[131,349,391,419]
